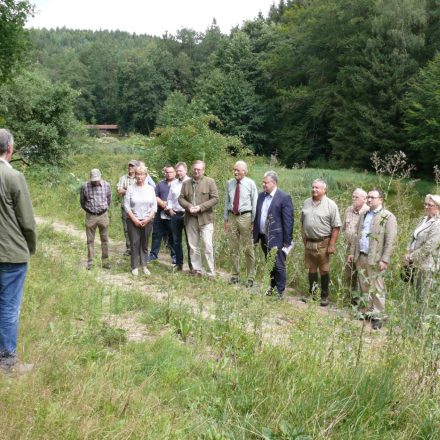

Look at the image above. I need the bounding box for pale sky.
[27,0,276,36]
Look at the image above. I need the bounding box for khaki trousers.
[228,212,255,281]
[186,217,215,275]
[356,254,386,316]
[85,212,109,264]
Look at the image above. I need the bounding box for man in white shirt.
[165,162,192,271]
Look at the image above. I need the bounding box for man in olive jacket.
[0,129,36,372]
[178,160,219,277]
[348,188,397,329]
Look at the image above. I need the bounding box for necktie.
[232,180,240,214]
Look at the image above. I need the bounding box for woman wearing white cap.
[405,194,440,299]
[124,165,157,276]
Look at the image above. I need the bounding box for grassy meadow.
[2,137,440,439]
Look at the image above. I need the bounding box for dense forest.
[2,0,440,175]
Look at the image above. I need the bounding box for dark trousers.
[170,213,192,269]
[127,219,152,270]
[150,213,175,259]
[121,207,130,251]
[260,234,286,293]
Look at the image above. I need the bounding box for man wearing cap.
[80,169,112,269]
[0,129,36,372]
[117,160,139,256]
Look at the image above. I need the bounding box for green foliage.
[151,115,243,175]
[156,91,207,128]
[403,53,440,174]
[0,69,79,164]
[0,0,33,84]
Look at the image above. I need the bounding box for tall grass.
[6,136,438,438]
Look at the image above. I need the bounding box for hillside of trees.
[2,0,440,175]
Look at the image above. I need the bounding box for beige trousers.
[228,212,255,281]
[186,217,215,275]
[85,211,109,264]
[356,254,386,315]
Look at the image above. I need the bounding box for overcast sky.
[26,0,276,36]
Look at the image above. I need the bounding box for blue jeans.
[0,263,28,357]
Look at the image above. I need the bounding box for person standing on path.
[300,178,341,306]
[224,160,258,287]
[178,160,219,278]
[80,168,112,270]
[0,129,36,372]
[253,171,294,299]
[116,159,139,256]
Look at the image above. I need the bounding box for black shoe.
[102,262,111,270]
[265,287,275,296]
[300,296,308,303]
[246,280,254,288]
[123,250,131,257]
[371,318,382,330]
[320,296,329,307]
[276,291,284,300]
[175,265,183,271]
[229,277,239,285]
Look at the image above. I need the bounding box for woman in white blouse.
[124,165,157,276]
[405,194,440,298]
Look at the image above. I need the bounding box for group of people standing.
[81,158,440,331]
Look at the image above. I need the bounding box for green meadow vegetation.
[1,137,439,439]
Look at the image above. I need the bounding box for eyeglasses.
[425,203,436,207]
[367,196,380,199]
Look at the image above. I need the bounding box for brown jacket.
[178,176,219,226]
[351,208,397,265]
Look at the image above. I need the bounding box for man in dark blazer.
[253,171,294,298]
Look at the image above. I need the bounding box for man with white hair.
[343,188,368,297]
[300,178,342,306]
[224,160,258,287]
[0,129,36,372]
[80,168,112,270]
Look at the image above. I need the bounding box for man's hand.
[168,208,176,217]
[378,261,388,271]
[190,205,201,214]
[347,254,354,263]
[224,220,229,232]
[327,243,336,254]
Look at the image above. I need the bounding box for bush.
[0,69,79,164]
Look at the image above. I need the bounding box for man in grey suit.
[348,188,397,329]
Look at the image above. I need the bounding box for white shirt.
[259,188,277,235]
[167,176,190,212]
[124,183,157,220]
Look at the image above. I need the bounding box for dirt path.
[35,216,378,346]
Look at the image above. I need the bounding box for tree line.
[1,0,440,175]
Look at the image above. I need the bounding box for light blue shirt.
[259,188,277,235]
[359,207,382,253]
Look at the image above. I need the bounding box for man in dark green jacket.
[0,129,36,372]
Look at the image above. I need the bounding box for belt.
[229,210,252,216]
[360,251,368,256]
[174,211,185,216]
[86,209,107,216]
[306,236,330,242]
